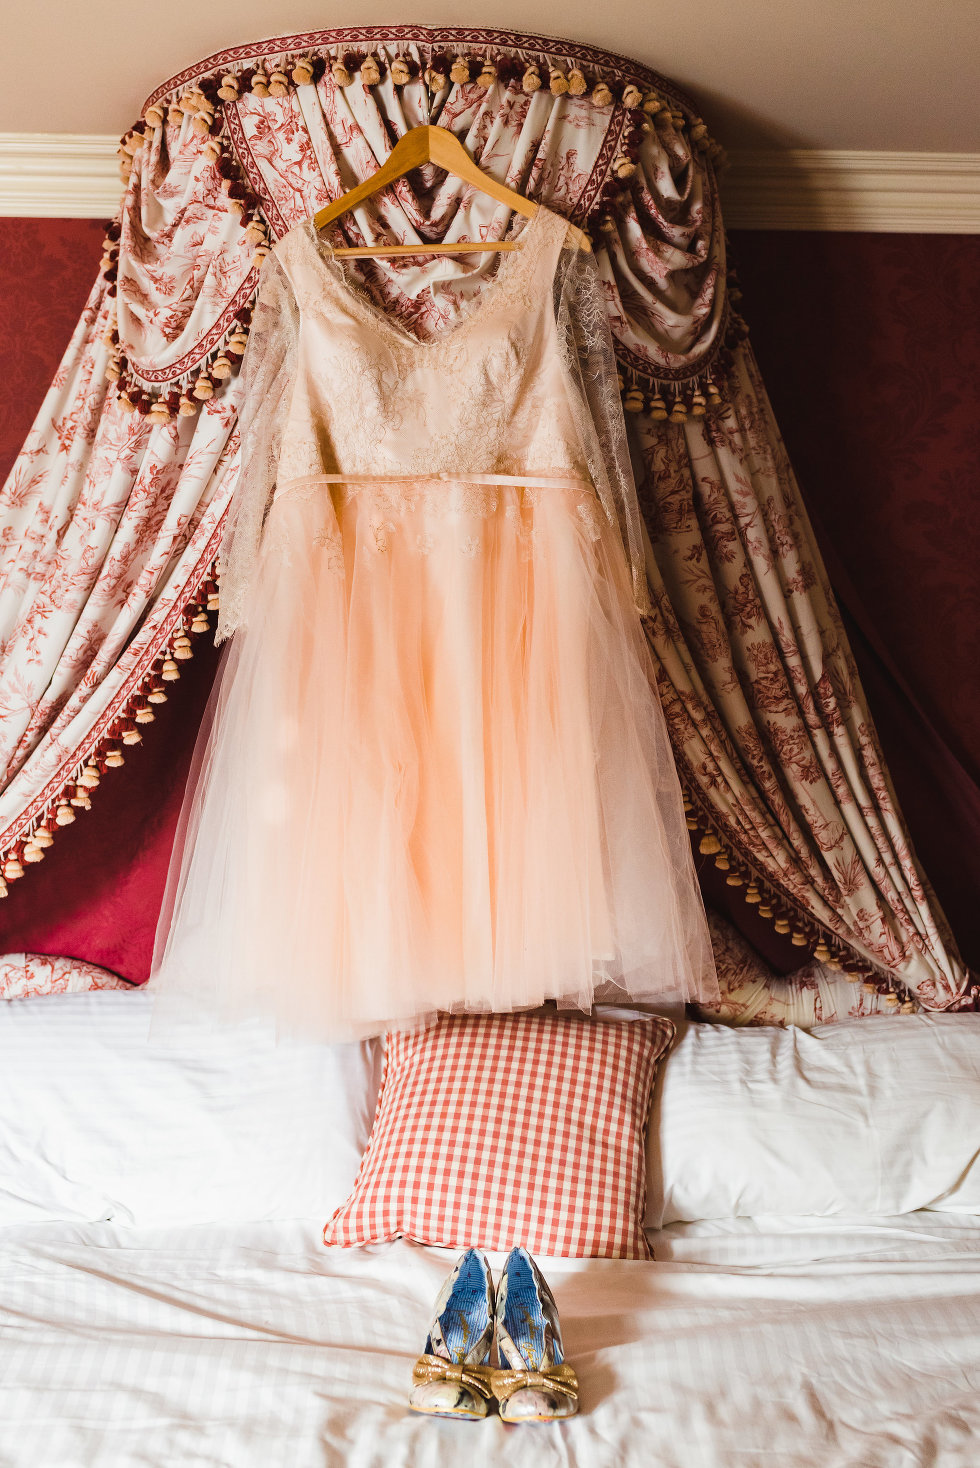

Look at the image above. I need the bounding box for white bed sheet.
[1,1214,979,1468]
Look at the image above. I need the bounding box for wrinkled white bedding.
[2,1213,979,1468]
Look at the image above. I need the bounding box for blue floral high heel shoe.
[409,1248,496,1419]
[492,1247,579,1423]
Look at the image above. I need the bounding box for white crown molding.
[0,133,121,217]
[0,133,978,232]
[722,149,980,232]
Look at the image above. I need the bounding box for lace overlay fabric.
[155,204,717,1040]
[218,207,650,641]
[217,258,298,643]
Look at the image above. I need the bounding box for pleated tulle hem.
[150,477,717,1043]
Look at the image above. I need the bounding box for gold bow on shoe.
[412,1354,496,1399]
[490,1362,579,1404]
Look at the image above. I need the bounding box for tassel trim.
[682,789,915,1011]
[104,291,255,422]
[114,47,731,416]
[620,368,727,423]
[129,45,724,138]
[0,563,223,899]
[126,45,725,167]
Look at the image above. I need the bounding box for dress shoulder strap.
[505,206,574,295]
[459,205,571,327]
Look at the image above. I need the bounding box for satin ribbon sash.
[275,470,595,502]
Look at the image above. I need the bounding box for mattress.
[2,1213,979,1468]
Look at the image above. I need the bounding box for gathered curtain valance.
[0,27,967,1007]
[112,28,731,414]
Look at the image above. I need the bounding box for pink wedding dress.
[151,205,717,1041]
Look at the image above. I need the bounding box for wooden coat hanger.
[312,124,591,258]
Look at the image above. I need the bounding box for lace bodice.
[274,208,591,488]
[218,204,654,641]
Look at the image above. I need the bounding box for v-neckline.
[304,205,554,351]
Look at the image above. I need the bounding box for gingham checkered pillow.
[322,1010,673,1259]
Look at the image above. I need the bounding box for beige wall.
[6,1,978,150]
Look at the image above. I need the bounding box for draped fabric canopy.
[0,26,967,1006]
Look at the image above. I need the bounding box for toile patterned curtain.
[0,26,966,1007]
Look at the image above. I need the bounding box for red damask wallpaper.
[1,219,978,973]
[0,220,105,474]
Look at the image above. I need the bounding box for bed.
[3,1214,980,1467]
[1,990,978,1467]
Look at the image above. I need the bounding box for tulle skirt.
[151,475,717,1041]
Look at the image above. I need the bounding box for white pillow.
[0,990,381,1226]
[647,1014,980,1225]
